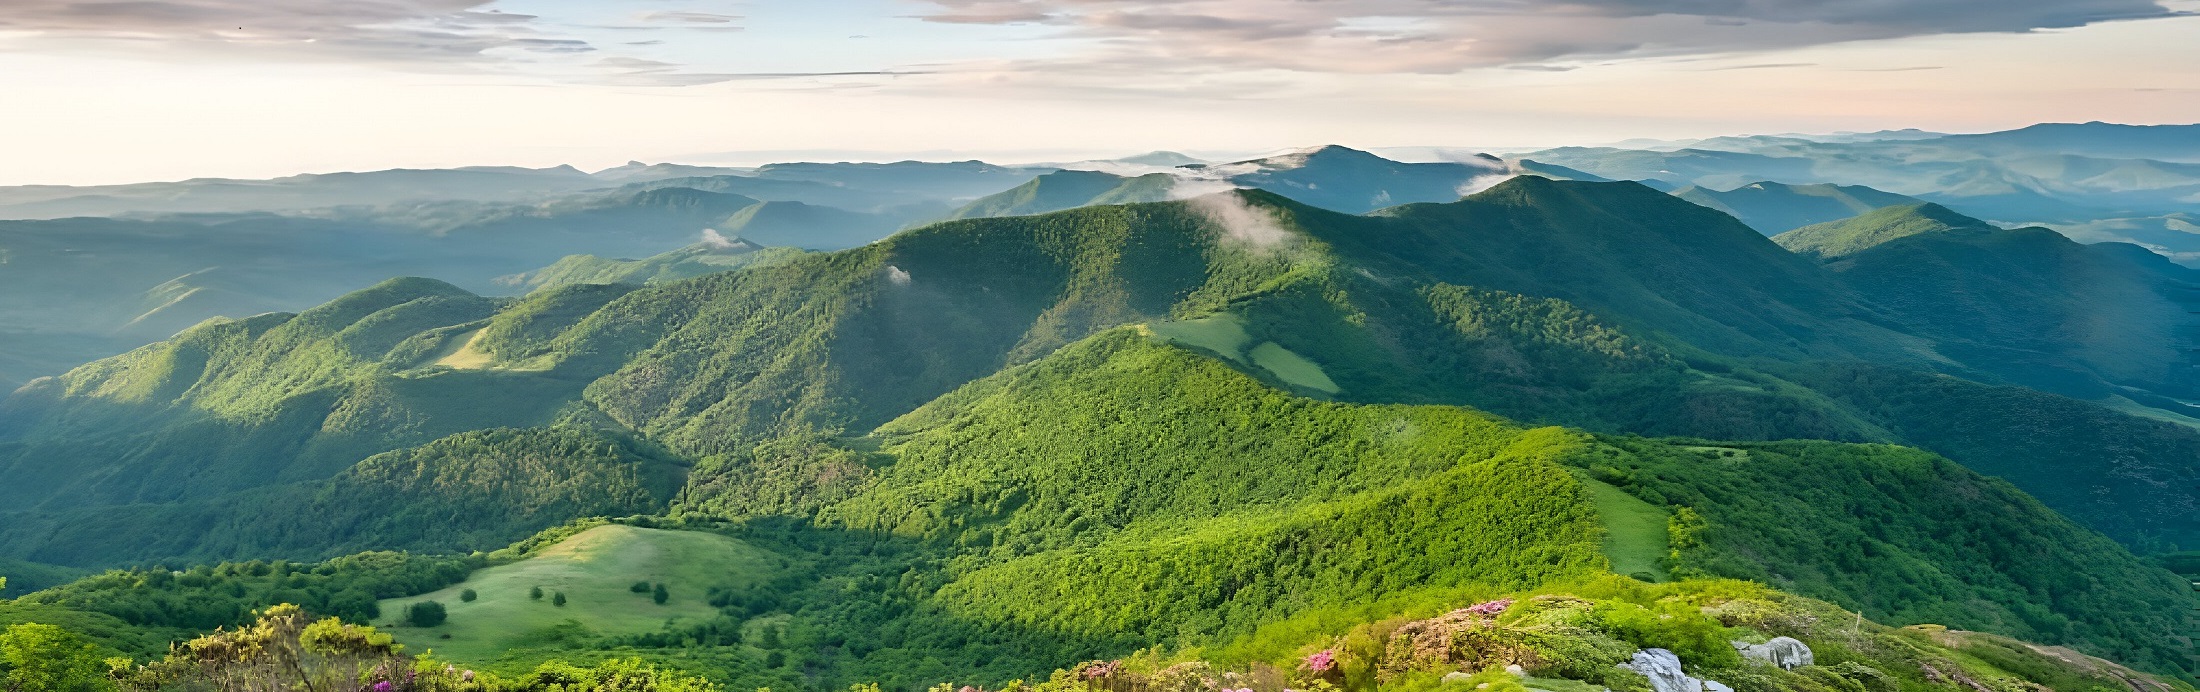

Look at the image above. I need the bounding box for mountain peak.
[1773,202,1994,259]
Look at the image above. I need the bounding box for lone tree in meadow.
[653,583,669,605]
[406,600,448,627]
[530,586,543,600]
[553,591,568,607]
[460,588,478,602]
[631,581,651,593]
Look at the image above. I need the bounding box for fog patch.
[1190,190,1292,250]
[700,228,739,249]
[886,265,912,286]
[1457,173,1518,197]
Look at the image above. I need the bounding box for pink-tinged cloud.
[911,0,2186,72]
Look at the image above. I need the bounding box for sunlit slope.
[378,525,790,665]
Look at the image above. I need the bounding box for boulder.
[1733,637,1814,670]
[1618,649,1732,692]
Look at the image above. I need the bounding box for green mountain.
[13,328,2195,688]
[1773,202,1996,259]
[0,186,775,386]
[1780,203,2200,400]
[10,179,2197,557]
[1671,181,1921,235]
[497,241,808,293]
[1206,145,1508,213]
[6,177,2200,687]
[942,170,1178,220]
[717,200,902,249]
[1518,123,2200,241]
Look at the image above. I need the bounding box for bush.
[530,586,544,600]
[553,592,568,607]
[654,583,670,605]
[1589,600,1738,668]
[405,600,447,628]
[633,581,653,593]
[459,589,478,603]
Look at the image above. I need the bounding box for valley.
[0,128,2197,692]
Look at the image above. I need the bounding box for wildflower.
[1305,649,1336,673]
[1465,598,1514,616]
[373,682,394,692]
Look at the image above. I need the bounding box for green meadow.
[377,525,783,664]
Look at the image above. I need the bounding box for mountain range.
[2,124,2199,691]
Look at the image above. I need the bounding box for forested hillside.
[4,175,2198,690]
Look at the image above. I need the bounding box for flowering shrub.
[1152,662,1219,692]
[1303,650,1335,673]
[1081,660,1123,680]
[1465,599,1514,616]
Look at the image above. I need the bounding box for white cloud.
[911,0,2185,72]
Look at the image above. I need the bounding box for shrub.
[530,586,544,600]
[1589,600,1739,668]
[405,600,447,627]
[654,583,670,605]
[633,581,653,593]
[459,589,478,603]
[553,592,568,607]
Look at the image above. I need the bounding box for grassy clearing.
[377,525,784,664]
[1582,478,1669,582]
[1247,342,1341,394]
[1149,314,1252,363]
[431,328,495,370]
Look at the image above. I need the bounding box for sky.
[1,0,2198,185]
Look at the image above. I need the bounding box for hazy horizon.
[4,0,2198,186]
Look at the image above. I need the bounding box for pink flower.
[372,683,394,692]
[1466,598,1514,616]
[1305,649,1336,673]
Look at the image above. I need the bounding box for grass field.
[1582,478,1670,581]
[377,525,788,664]
[1150,314,1340,394]
[1150,313,1253,363]
[430,328,495,370]
[1247,342,1341,394]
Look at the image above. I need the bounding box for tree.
[653,583,670,605]
[553,591,568,607]
[531,585,544,600]
[632,581,652,593]
[406,600,448,627]
[0,623,113,692]
[460,588,478,602]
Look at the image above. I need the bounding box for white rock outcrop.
[1618,649,1731,692]
[1733,637,1814,670]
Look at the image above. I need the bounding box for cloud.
[0,0,590,64]
[910,0,2185,73]
[1192,191,1292,250]
[636,11,743,25]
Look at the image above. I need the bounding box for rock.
[1618,649,1732,692]
[1443,672,1474,684]
[1505,664,1526,676]
[1733,637,1814,670]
